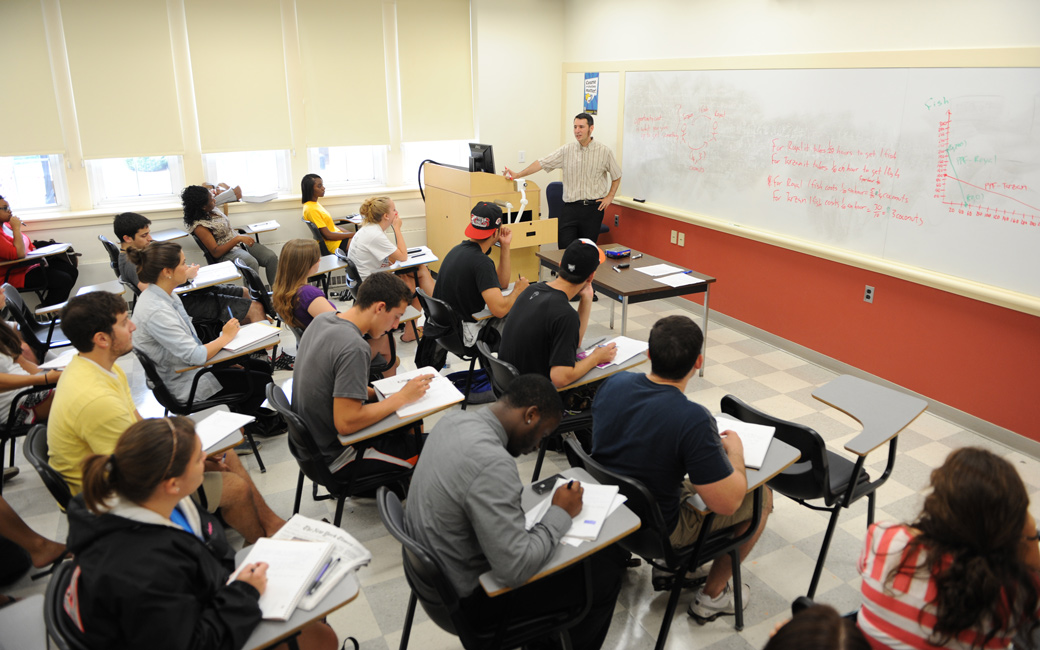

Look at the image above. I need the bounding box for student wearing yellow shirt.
[301,174,353,254]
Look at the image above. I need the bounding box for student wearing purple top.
[272,239,396,376]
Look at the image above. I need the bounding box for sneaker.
[651,564,709,591]
[687,582,750,624]
[234,441,261,456]
[272,352,295,371]
[2,466,18,483]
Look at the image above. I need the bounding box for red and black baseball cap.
[464,201,503,240]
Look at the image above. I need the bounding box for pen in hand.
[227,306,234,320]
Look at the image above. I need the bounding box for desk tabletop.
[35,279,127,316]
[238,556,360,650]
[479,467,640,597]
[175,261,242,294]
[389,246,438,271]
[0,594,45,650]
[0,242,72,268]
[308,255,348,278]
[243,220,280,234]
[338,392,461,446]
[559,351,648,391]
[151,228,189,242]
[813,375,928,457]
[537,248,715,300]
[176,333,281,373]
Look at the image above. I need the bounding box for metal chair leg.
[731,548,744,631]
[293,471,304,515]
[399,592,417,650]
[807,506,843,599]
[531,435,551,482]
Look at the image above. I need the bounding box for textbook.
[222,322,282,352]
[228,538,334,620]
[271,514,373,611]
[714,415,775,469]
[371,366,465,418]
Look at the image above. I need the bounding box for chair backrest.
[131,348,186,415]
[546,181,564,221]
[24,424,72,510]
[232,258,277,320]
[2,283,50,359]
[335,249,361,301]
[301,218,331,254]
[375,487,464,639]
[415,288,470,358]
[44,561,90,650]
[562,437,676,563]
[189,232,219,265]
[264,384,340,489]
[97,236,122,277]
[720,394,831,502]
[474,340,517,397]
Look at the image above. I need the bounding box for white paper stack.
[222,322,282,352]
[228,538,334,620]
[271,514,373,610]
[196,410,255,453]
[714,415,775,469]
[524,479,625,546]
[371,366,465,418]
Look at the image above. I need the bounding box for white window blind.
[396,0,474,142]
[0,0,65,156]
[60,0,184,158]
[184,0,292,153]
[296,0,390,147]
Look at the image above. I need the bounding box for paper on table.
[242,192,278,203]
[247,220,279,231]
[654,272,705,288]
[223,322,282,352]
[28,242,71,257]
[714,415,775,470]
[177,261,240,293]
[371,366,465,418]
[593,336,649,368]
[561,493,628,546]
[39,348,77,370]
[228,538,334,620]
[634,263,684,277]
[523,479,619,541]
[196,411,255,453]
[389,246,437,269]
[272,514,372,610]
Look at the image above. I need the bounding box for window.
[86,156,184,208]
[307,146,386,190]
[202,150,290,196]
[0,155,66,210]
[402,140,470,184]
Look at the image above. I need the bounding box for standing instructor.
[503,112,621,249]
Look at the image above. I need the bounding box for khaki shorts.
[189,471,224,514]
[669,480,756,548]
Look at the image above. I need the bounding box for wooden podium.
[423,163,556,281]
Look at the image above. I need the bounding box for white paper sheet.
[196,411,255,452]
[654,272,705,288]
[371,366,465,418]
[714,415,775,469]
[634,263,684,277]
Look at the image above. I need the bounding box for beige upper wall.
[473,0,565,217]
[561,0,1040,61]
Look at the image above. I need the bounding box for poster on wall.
[584,73,599,115]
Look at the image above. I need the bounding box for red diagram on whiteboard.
[678,106,723,169]
[935,109,1039,225]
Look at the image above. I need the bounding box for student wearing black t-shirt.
[498,238,617,387]
[432,202,530,345]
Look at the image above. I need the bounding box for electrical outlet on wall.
[614,213,620,227]
[670,230,677,244]
[864,285,875,303]
[677,232,685,247]
[518,150,525,163]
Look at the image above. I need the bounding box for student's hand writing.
[498,226,513,247]
[719,429,744,459]
[591,342,617,365]
[185,263,200,281]
[398,373,434,404]
[204,456,228,472]
[221,318,241,340]
[551,481,584,517]
[236,562,268,594]
[514,276,530,294]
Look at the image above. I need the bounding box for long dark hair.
[888,446,1039,646]
[181,185,213,227]
[764,604,869,650]
[81,417,197,512]
[301,174,321,204]
[125,241,182,285]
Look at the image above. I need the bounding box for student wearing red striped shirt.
[857,447,1039,649]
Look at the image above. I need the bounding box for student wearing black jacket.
[63,417,337,650]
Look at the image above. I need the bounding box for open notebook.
[228,538,334,620]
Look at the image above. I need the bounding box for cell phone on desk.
[531,473,564,495]
[407,247,422,254]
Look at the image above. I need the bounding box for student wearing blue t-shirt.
[591,315,771,624]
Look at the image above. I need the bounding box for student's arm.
[332,374,432,435]
[467,460,576,587]
[203,318,241,361]
[318,226,352,241]
[691,432,748,516]
[0,369,59,391]
[194,224,252,258]
[307,296,338,319]
[503,160,543,181]
[496,227,514,288]
[387,214,408,263]
[481,279,529,319]
[548,345,615,388]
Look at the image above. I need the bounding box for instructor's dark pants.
[559,200,605,250]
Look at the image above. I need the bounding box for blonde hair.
[271,239,322,329]
[359,196,392,226]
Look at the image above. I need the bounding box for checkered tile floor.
[4,294,1038,650]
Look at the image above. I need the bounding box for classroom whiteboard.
[621,68,1040,298]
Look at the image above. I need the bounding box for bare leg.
[242,301,267,324]
[222,451,286,537]
[703,489,772,598]
[32,392,55,420]
[369,335,397,377]
[216,472,265,545]
[0,495,65,568]
[415,264,436,296]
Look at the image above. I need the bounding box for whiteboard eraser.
[633,198,646,203]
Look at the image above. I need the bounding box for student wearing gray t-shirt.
[292,272,434,476]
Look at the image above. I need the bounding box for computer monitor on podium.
[468,143,495,174]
